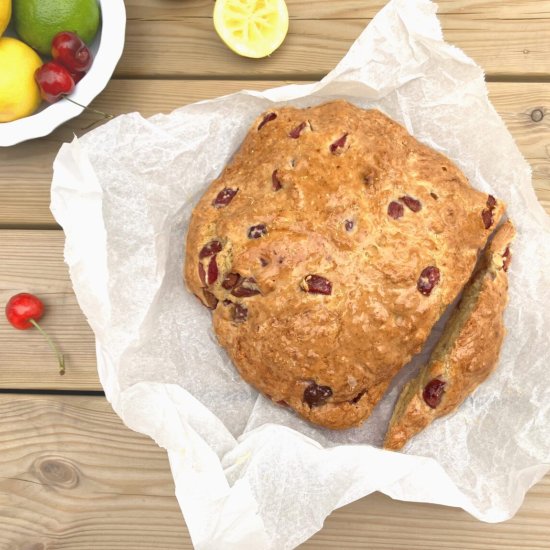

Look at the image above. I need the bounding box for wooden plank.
[0,394,548,549]
[125,0,549,19]
[307,477,550,549]
[0,231,98,390]
[120,1,550,77]
[0,80,548,228]
[118,15,550,79]
[0,394,190,549]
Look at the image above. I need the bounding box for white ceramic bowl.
[0,0,126,147]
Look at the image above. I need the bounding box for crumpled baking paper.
[50,1,550,548]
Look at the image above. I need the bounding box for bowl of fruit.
[0,0,126,146]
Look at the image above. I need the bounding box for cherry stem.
[29,318,66,376]
[62,95,114,130]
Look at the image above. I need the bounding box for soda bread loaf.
[184,100,506,430]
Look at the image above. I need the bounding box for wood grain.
[125,0,550,19]
[119,17,550,80]
[306,477,550,549]
[118,1,550,78]
[0,231,97,390]
[0,81,548,228]
[0,394,548,550]
[0,394,189,549]
[1,1,548,548]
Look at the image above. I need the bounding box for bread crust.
[184,100,506,429]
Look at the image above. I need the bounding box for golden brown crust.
[384,220,516,450]
[184,100,505,430]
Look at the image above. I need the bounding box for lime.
[13,0,100,55]
[0,37,42,122]
[213,0,289,59]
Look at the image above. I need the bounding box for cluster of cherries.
[34,31,93,103]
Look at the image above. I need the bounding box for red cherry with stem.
[35,62,75,104]
[52,31,93,74]
[35,62,112,128]
[5,293,66,375]
[6,293,43,329]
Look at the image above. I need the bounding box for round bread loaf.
[184,100,504,429]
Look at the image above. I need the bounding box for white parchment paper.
[50,1,550,548]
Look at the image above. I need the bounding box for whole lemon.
[13,0,100,55]
[0,37,42,122]
[0,0,11,37]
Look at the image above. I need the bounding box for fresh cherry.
[52,31,93,75]
[35,62,75,104]
[70,70,86,84]
[6,293,44,329]
[5,293,66,375]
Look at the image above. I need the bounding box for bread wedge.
[384,220,515,450]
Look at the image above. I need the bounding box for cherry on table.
[35,62,75,104]
[5,292,44,329]
[5,293,66,375]
[52,31,93,75]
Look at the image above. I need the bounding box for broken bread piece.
[384,220,515,451]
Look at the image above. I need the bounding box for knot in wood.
[34,456,80,489]
[531,109,544,123]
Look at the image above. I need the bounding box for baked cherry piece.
[388,201,404,219]
[231,277,260,297]
[400,195,422,212]
[233,303,248,323]
[5,293,65,375]
[198,262,206,285]
[52,31,93,75]
[304,382,332,407]
[289,121,307,139]
[202,289,219,310]
[417,266,440,296]
[423,379,446,408]
[207,256,218,285]
[502,246,512,272]
[199,240,222,259]
[213,188,238,208]
[482,195,497,229]
[272,170,282,191]
[301,274,332,295]
[258,112,277,130]
[329,133,348,154]
[222,272,240,290]
[482,209,493,229]
[35,62,75,103]
[248,224,267,239]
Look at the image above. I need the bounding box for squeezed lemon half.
[213,0,289,59]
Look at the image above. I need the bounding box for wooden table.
[1,1,549,548]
